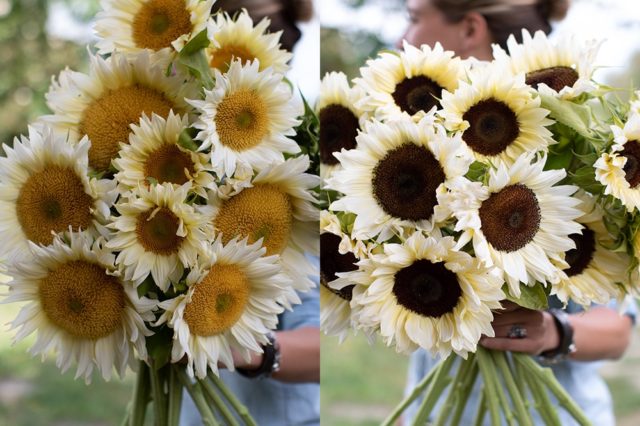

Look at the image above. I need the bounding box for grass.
[321,334,408,425]
[0,303,134,426]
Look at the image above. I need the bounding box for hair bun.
[544,0,570,21]
[291,0,314,22]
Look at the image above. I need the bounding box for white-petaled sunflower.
[208,156,319,296]
[43,50,196,174]
[113,111,214,198]
[3,231,156,383]
[354,41,465,122]
[319,210,361,342]
[156,236,289,378]
[492,29,600,100]
[106,183,211,290]
[349,231,503,357]
[327,117,473,242]
[206,10,292,74]
[188,59,302,178]
[595,112,640,212]
[551,192,629,306]
[0,262,11,284]
[438,154,583,297]
[95,0,214,55]
[440,64,554,165]
[317,72,366,182]
[0,126,117,260]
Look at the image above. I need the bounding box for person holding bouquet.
[393,0,638,424]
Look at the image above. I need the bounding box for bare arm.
[235,327,320,383]
[480,303,633,361]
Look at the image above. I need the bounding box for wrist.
[541,311,561,353]
[538,308,576,364]
[236,332,281,379]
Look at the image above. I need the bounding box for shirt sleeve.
[278,255,320,330]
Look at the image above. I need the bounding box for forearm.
[271,327,320,383]
[569,307,633,361]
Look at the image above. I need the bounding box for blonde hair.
[433,0,570,48]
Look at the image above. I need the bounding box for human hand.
[479,301,560,355]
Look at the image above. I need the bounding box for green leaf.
[180,29,210,56]
[503,282,549,310]
[540,93,594,139]
[465,161,489,182]
[178,128,200,151]
[146,326,173,369]
[178,30,214,89]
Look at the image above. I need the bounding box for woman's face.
[398,0,465,53]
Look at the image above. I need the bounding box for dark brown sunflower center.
[479,184,541,252]
[319,104,359,166]
[462,98,520,156]
[525,66,579,93]
[372,143,445,221]
[144,144,195,185]
[564,227,595,277]
[320,233,357,301]
[393,259,461,317]
[392,76,443,115]
[621,141,640,188]
[136,207,184,255]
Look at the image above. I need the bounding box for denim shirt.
[404,298,637,426]
[181,258,320,426]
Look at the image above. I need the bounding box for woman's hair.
[432,0,570,48]
[213,0,314,52]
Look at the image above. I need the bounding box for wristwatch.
[236,332,281,379]
[538,308,576,365]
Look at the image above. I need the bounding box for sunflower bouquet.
[0,2,319,426]
[320,30,639,426]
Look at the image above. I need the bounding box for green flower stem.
[434,354,475,426]
[199,377,240,426]
[149,363,168,426]
[514,353,591,426]
[130,361,150,426]
[475,347,502,426]
[411,355,456,426]
[381,355,441,426]
[208,374,258,426]
[511,353,528,405]
[120,403,131,426]
[491,351,533,426]
[473,386,487,426]
[521,365,562,426]
[168,365,184,426]
[176,369,220,426]
[449,357,479,426]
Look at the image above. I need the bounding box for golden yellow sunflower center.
[183,264,250,336]
[79,85,175,172]
[132,0,193,50]
[136,207,184,255]
[144,145,195,185]
[215,89,269,151]
[214,184,293,256]
[16,166,93,246]
[209,44,256,73]
[39,261,125,340]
